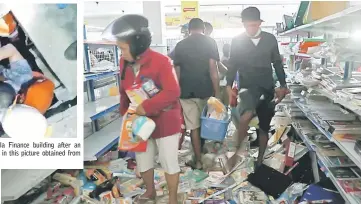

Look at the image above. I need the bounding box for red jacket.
[119,49,181,139]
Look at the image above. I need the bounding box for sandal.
[185,159,203,170]
[134,195,156,204]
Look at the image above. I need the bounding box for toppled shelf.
[1,169,56,202]
[280,6,361,36]
[84,70,119,81]
[84,119,121,161]
[84,96,120,122]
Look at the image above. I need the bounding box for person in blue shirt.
[0,43,33,109]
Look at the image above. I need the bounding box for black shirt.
[173,33,220,99]
[226,31,286,90]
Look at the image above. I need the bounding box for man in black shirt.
[226,7,289,170]
[174,18,220,169]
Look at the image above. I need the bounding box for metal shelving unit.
[83,25,121,161]
[293,124,359,204]
[282,5,361,203]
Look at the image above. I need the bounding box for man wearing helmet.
[102,14,181,203]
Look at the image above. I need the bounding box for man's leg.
[180,99,204,169]
[135,139,157,199]
[255,94,275,167]
[227,88,261,170]
[157,134,181,204]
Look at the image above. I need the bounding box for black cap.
[241,7,263,22]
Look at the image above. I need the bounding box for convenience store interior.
[3,1,361,203]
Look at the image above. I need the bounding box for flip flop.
[133,195,156,204]
[185,159,203,170]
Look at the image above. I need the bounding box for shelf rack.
[83,25,121,161]
[280,5,361,81]
[293,122,359,204]
[281,5,361,203]
[294,99,361,170]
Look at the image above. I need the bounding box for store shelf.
[280,6,361,36]
[294,99,361,170]
[293,125,358,204]
[84,70,119,81]
[84,96,120,122]
[333,139,361,170]
[84,40,116,45]
[334,98,361,117]
[293,125,316,152]
[84,119,121,161]
[1,169,55,201]
[84,40,166,47]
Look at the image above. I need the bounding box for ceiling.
[84,1,300,31]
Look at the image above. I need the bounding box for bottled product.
[141,76,159,98]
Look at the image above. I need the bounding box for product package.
[207,97,227,120]
[238,191,268,204]
[132,116,156,141]
[118,109,148,152]
[338,179,361,193]
[125,84,149,111]
[85,169,107,186]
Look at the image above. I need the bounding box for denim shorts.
[0,59,33,93]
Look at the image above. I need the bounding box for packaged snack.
[112,184,120,198]
[85,169,107,186]
[47,182,61,199]
[82,182,97,196]
[118,110,147,152]
[132,116,156,141]
[125,84,149,111]
[207,97,227,120]
[99,191,115,204]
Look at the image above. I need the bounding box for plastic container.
[201,106,231,141]
[141,76,160,97]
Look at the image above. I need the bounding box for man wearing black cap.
[226,7,288,170]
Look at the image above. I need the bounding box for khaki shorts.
[180,98,208,130]
[135,133,181,175]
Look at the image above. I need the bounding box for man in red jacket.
[103,15,181,204]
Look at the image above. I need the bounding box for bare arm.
[0,44,18,61]
[210,58,220,98]
[217,61,228,77]
[174,66,180,81]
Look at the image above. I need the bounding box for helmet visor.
[101,15,152,42]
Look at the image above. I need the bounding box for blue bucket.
[200,106,231,141]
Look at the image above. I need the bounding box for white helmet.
[1,104,48,138]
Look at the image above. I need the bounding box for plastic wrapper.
[125,84,149,111]
[118,109,151,152]
[207,97,227,120]
[263,153,286,173]
[274,183,308,204]
[99,191,115,204]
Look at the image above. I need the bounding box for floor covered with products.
[5,95,360,204]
